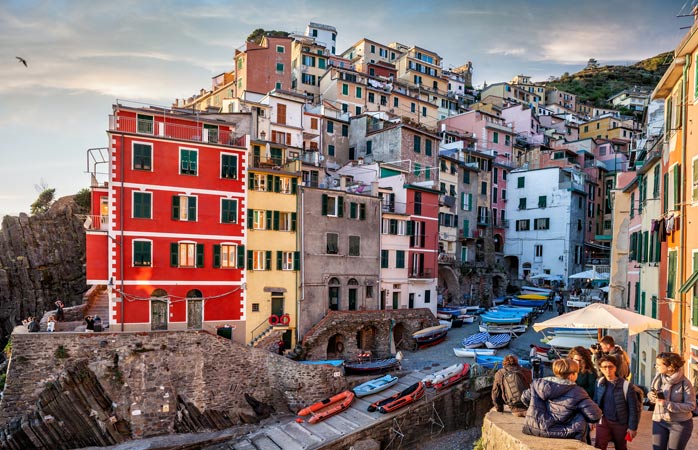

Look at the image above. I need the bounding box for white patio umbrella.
[568,269,609,280]
[530,274,564,281]
[533,303,663,337]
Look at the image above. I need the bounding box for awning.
[679,269,698,294]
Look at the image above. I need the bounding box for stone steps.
[230,371,428,449]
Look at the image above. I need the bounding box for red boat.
[433,363,470,391]
[297,390,355,424]
[412,324,449,349]
[367,381,425,414]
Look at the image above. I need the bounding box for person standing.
[592,336,630,380]
[46,316,56,332]
[521,358,602,442]
[593,356,639,450]
[492,354,533,417]
[55,299,65,322]
[647,352,695,450]
[569,346,597,399]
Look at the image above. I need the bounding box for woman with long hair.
[568,346,596,398]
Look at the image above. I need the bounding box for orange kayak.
[297,390,355,424]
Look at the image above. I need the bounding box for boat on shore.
[480,313,526,324]
[484,333,511,349]
[475,354,531,369]
[433,363,470,391]
[479,323,527,334]
[368,381,425,413]
[520,286,552,296]
[344,357,400,375]
[422,363,464,387]
[297,390,355,424]
[510,297,547,308]
[453,347,496,358]
[352,374,399,398]
[462,331,489,348]
[299,360,344,367]
[412,324,449,348]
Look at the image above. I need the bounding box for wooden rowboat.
[344,357,400,375]
[412,324,449,348]
[297,390,355,424]
[367,381,425,414]
[352,374,399,398]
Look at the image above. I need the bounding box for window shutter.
[265,251,272,271]
[213,244,221,268]
[291,212,297,231]
[188,196,197,221]
[294,251,300,270]
[274,176,281,193]
[247,250,253,270]
[267,174,274,190]
[468,193,473,211]
[248,171,254,189]
[673,166,681,210]
[337,196,344,217]
[237,245,245,268]
[273,211,280,230]
[350,202,357,219]
[359,204,366,220]
[463,219,469,238]
[321,194,328,216]
[663,173,669,213]
[291,178,298,194]
[277,251,283,270]
[196,244,204,267]
[170,243,178,267]
[420,225,426,247]
[172,196,179,220]
[248,209,253,229]
[406,220,414,236]
[266,210,273,229]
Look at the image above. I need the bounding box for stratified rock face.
[0,200,87,343]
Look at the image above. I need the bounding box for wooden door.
[187,299,203,330]
[151,300,168,331]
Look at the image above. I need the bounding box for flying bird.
[16,56,27,67]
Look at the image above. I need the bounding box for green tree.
[31,188,55,215]
[246,28,289,45]
[74,188,91,214]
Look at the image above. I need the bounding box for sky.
[0,0,694,217]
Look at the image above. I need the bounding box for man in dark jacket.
[521,358,602,441]
[593,355,639,450]
[593,335,630,380]
[492,354,533,416]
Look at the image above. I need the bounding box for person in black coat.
[521,358,602,442]
[593,355,639,450]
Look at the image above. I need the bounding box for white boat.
[439,319,453,329]
[545,336,597,349]
[453,348,497,358]
[459,314,475,324]
[485,333,511,349]
[422,363,464,387]
[479,323,527,334]
[520,286,552,295]
[436,312,453,320]
[462,331,489,349]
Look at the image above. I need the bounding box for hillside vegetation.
[546,52,673,107]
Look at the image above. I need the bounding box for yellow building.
[579,115,638,143]
[245,157,301,350]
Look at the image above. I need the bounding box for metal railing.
[110,115,247,148]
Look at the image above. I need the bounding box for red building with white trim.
[405,184,439,313]
[86,102,249,337]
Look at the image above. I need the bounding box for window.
[322,194,343,217]
[327,121,334,133]
[538,195,547,208]
[516,219,530,231]
[396,250,405,268]
[221,154,238,179]
[414,163,421,177]
[534,218,550,230]
[301,73,316,85]
[667,250,677,298]
[172,195,197,221]
[517,176,525,188]
[180,149,198,175]
[133,192,152,219]
[342,84,348,95]
[381,250,389,268]
[411,102,416,113]
[422,106,426,117]
[253,173,267,191]
[276,62,284,72]
[502,189,507,201]
[425,140,432,156]
[221,199,237,224]
[133,143,152,170]
[278,251,297,270]
[481,181,487,195]
[214,244,240,268]
[505,135,511,146]
[349,236,360,256]
[342,124,348,137]
[318,58,326,69]
[518,198,526,210]
[250,250,271,270]
[171,242,203,268]
[368,92,375,103]
[366,141,372,154]
[133,240,152,266]
[327,233,339,254]
[276,45,284,53]
[356,86,362,98]
[413,135,421,153]
[493,132,499,144]
[553,151,565,160]
[328,144,335,156]
[535,244,543,257]
[276,104,286,124]
[137,114,153,134]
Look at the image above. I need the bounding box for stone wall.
[301,309,438,360]
[481,411,594,450]
[0,330,343,449]
[0,199,87,344]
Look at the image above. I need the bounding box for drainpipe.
[120,132,125,332]
[298,187,305,345]
[678,54,690,354]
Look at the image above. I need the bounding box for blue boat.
[462,331,489,349]
[492,305,534,314]
[299,360,345,367]
[475,355,531,369]
[352,374,399,398]
[510,298,547,307]
[480,313,525,324]
[484,333,511,349]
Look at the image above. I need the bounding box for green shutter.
[673,166,681,210]
[291,212,297,231]
[265,251,272,271]
[267,174,274,190]
[463,219,469,238]
[291,178,298,194]
[468,193,473,211]
[213,244,221,268]
[247,250,253,270]
[248,209,253,229]
[172,196,179,220]
[274,176,281,193]
[350,202,357,219]
[188,196,196,221]
[277,251,283,270]
[170,243,178,267]
[337,196,344,217]
[266,210,272,229]
[359,204,366,220]
[668,251,677,298]
[196,244,204,267]
[237,245,245,268]
[294,251,300,270]
[406,220,414,236]
[273,211,280,230]
[321,194,328,216]
[248,171,254,189]
[663,172,669,213]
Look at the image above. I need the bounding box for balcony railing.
[382,201,407,214]
[110,115,247,148]
[409,268,433,279]
[79,215,109,231]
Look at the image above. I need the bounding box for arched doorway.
[186,289,203,329]
[522,262,532,281]
[327,333,346,358]
[392,322,410,351]
[356,325,378,353]
[348,278,359,311]
[493,234,503,253]
[328,277,340,310]
[150,288,168,331]
[492,275,506,298]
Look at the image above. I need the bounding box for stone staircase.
[227,371,431,450]
[53,285,110,332]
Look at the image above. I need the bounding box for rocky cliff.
[0,199,87,344]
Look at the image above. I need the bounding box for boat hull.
[484,333,511,349]
[453,348,496,357]
[344,357,400,375]
[434,363,470,391]
[476,355,531,369]
[352,374,399,398]
[298,390,355,424]
[479,324,527,334]
[462,331,489,348]
[368,381,425,414]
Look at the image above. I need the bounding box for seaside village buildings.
[83,20,697,384]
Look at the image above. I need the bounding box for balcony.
[382,201,407,214]
[438,253,457,265]
[110,115,247,148]
[409,268,433,279]
[80,214,109,231]
[460,229,478,240]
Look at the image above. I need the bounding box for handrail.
[249,318,272,344]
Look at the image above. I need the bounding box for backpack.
[622,380,644,416]
[502,369,528,407]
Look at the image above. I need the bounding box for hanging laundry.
[665,214,675,234]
